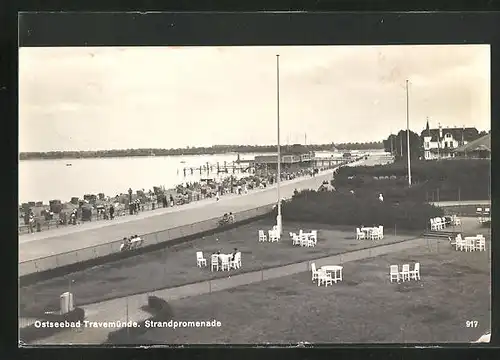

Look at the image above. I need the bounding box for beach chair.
[400,264,410,282]
[356,228,365,240]
[258,230,267,242]
[317,269,333,287]
[196,251,207,267]
[409,263,420,281]
[311,263,321,282]
[389,265,399,283]
[211,254,219,272]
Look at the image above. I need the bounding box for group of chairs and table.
[355,226,384,240]
[389,263,421,283]
[258,226,280,242]
[476,207,491,224]
[310,262,343,287]
[258,228,318,247]
[449,234,486,252]
[290,230,318,247]
[430,215,461,231]
[196,251,242,271]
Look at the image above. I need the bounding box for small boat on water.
[66,163,72,166]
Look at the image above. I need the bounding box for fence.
[19,204,275,277]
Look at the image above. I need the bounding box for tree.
[384,130,422,160]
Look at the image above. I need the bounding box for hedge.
[333,159,490,201]
[19,307,85,343]
[275,190,443,231]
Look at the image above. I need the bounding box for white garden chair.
[211,254,219,271]
[435,218,444,230]
[310,230,318,243]
[400,264,410,282]
[389,265,399,283]
[455,237,466,251]
[220,256,230,271]
[475,237,486,251]
[258,230,267,242]
[291,234,301,246]
[378,225,384,239]
[476,207,483,215]
[311,262,321,282]
[452,215,461,226]
[229,252,242,269]
[370,228,380,240]
[268,230,279,242]
[465,237,476,252]
[196,251,207,267]
[317,269,333,287]
[409,262,420,280]
[484,208,490,215]
[430,219,438,231]
[356,228,366,240]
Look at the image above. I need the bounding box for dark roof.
[420,127,479,143]
[454,133,490,153]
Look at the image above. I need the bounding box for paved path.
[19,162,366,263]
[26,235,427,344]
[429,200,490,207]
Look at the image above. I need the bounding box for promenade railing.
[19,204,275,277]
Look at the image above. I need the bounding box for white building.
[420,120,479,160]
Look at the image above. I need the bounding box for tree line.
[19,142,384,160]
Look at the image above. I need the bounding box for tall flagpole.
[276,54,282,236]
[406,79,412,187]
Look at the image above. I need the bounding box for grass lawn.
[20,219,420,316]
[131,235,491,344]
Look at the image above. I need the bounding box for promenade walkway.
[26,235,428,344]
[19,164,357,263]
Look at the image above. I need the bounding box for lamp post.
[276,54,282,236]
[405,79,412,187]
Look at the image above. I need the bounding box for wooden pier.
[180,161,254,177]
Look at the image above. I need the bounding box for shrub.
[275,190,443,231]
[333,159,489,201]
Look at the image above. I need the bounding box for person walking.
[109,204,115,220]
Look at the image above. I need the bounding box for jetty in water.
[179,153,357,177]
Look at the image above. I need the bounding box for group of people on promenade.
[19,165,325,234]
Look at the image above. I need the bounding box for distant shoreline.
[19,143,383,161]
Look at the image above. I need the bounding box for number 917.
[466,320,478,328]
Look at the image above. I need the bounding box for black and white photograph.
[18,44,491,345]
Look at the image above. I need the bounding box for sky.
[19,45,490,152]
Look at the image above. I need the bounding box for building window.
[444,142,448,148]
[445,133,451,138]
[424,142,430,149]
